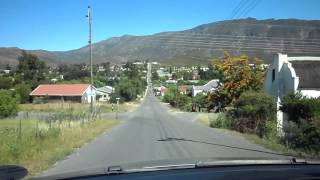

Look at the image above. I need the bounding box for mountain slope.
[1,18,320,68]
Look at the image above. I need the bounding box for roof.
[30,84,91,96]
[97,86,114,94]
[193,79,219,91]
[291,61,320,90]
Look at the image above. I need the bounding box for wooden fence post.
[18,118,22,140]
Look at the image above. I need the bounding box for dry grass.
[19,103,90,113]
[20,101,141,113]
[0,118,119,177]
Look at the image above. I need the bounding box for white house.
[192,79,219,96]
[264,53,320,132]
[96,86,114,102]
[30,84,96,103]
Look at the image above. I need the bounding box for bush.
[228,91,276,137]
[0,90,19,118]
[281,92,320,123]
[281,92,320,153]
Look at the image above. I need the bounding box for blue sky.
[1,0,320,51]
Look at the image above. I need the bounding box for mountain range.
[1,18,320,68]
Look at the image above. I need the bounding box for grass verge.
[0,118,119,177]
[243,133,317,159]
[99,101,141,113]
[197,113,221,127]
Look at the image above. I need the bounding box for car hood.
[31,156,315,179]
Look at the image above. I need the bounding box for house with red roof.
[30,84,96,103]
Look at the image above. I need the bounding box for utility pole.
[86,6,94,113]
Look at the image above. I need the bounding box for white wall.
[264,53,299,98]
[264,53,299,134]
[82,87,96,103]
[300,90,320,98]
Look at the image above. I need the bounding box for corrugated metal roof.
[193,80,219,91]
[30,84,91,96]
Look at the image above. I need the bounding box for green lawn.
[0,118,119,177]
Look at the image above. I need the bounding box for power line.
[237,0,261,19]
[228,0,248,19]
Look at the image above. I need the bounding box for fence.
[2,107,103,140]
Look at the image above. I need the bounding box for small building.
[30,84,96,103]
[96,86,114,102]
[3,69,11,74]
[178,85,188,95]
[192,79,219,97]
[154,86,168,96]
[264,53,320,132]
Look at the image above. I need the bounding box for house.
[178,85,188,95]
[264,53,320,132]
[30,84,96,103]
[154,86,168,96]
[192,79,219,96]
[97,66,106,72]
[3,69,10,74]
[96,86,114,102]
[157,69,172,78]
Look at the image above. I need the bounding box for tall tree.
[17,51,48,87]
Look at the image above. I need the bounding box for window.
[272,69,275,82]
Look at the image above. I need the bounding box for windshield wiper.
[158,137,293,157]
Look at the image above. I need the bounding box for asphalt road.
[42,85,288,176]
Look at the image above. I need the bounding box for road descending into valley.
[42,64,287,176]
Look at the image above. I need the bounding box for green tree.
[152,71,159,81]
[17,51,48,87]
[0,76,13,89]
[14,84,31,103]
[193,93,208,112]
[163,86,179,106]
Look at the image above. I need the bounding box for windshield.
[0,0,319,178]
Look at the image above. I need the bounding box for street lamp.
[86,6,94,114]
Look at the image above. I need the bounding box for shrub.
[0,90,19,118]
[281,92,320,153]
[230,91,276,137]
[281,92,320,123]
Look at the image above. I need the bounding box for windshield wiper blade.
[158,137,293,157]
